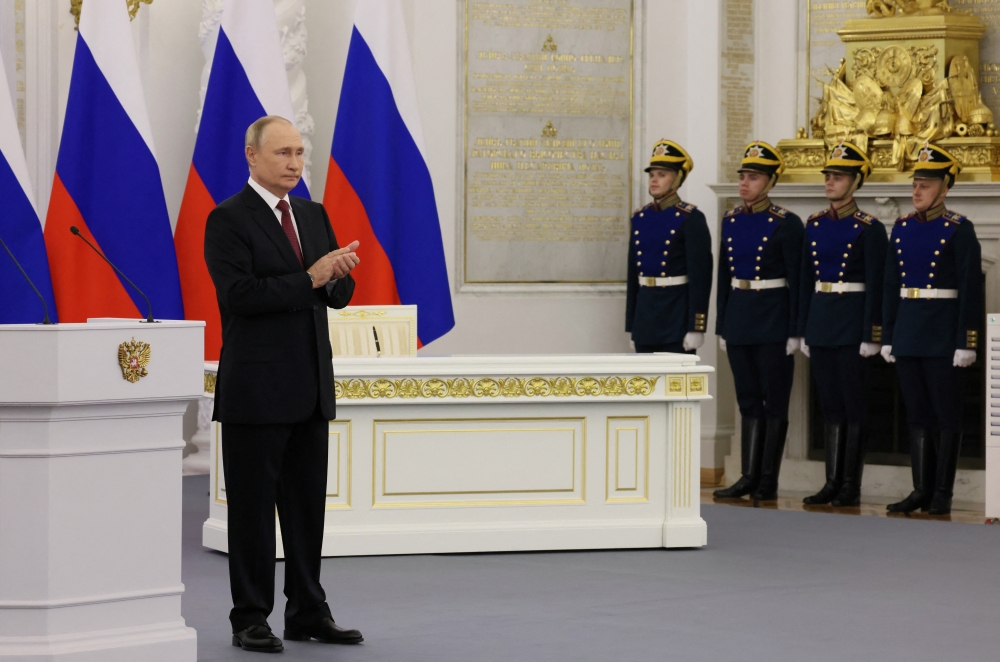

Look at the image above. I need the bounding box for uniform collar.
[653,192,681,211]
[745,197,771,214]
[827,199,857,220]
[916,203,946,222]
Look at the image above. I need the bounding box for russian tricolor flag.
[174,0,304,360]
[325,0,455,346]
[43,0,182,322]
[0,48,56,324]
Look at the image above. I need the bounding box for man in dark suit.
[204,115,362,653]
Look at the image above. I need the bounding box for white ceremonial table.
[0,320,202,661]
[203,354,711,556]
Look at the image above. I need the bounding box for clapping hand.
[308,240,360,288]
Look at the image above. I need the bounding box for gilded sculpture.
[866,0,953,17]
[779,2,1000,182]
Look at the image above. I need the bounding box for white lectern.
[0,320,202,661]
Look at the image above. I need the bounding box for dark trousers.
[810,346,870,425]
[635,341,692,354]
[727,342,795,420]
[221,407,332,633]
[894,357,964,431]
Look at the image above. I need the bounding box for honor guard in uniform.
[882,144,982,516]
[713,141,804,501]
[626,140,712,353]
[798,143,887,507]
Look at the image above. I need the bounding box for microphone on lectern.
[69,226,157,323]
[0,233,53,324]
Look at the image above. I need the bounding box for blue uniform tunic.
[715,199,804,345]
[883,205,982,358]
[625,194,713,347]
[797,200,887,347]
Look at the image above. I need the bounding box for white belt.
[731,278,787,291]
[639,275,689,287]
[816,282,865,294]
[900,288,958,299]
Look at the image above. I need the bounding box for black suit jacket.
[205,184,354,425]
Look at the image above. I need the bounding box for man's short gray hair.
[245,115,293,151]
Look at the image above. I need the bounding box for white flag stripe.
[78,0,158,158]
[0,49,36,214]
[353,0,428,157]
[221,0,296,122]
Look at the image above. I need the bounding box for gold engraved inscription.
[465,0,633,283]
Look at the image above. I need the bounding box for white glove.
[859,342,881,358]
[719,338,727,352]
[800,340,811,358]
[954,349,976,368]
[683,332,705,351]
[786,337,802,356]
[880,345,895,363]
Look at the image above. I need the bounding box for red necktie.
[276,199,303,265]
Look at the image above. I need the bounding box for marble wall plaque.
[802,0,1000,130]
[463,0,633,284]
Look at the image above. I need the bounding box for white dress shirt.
[247,176,301,246]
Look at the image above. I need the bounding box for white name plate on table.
[203,353,710,556]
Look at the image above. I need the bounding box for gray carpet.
[181,475,999,661]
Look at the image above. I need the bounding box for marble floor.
[701,488,995,525]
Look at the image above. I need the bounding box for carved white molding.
[196,0,312,189]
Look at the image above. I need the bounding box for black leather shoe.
[232,624,283,653]
[927,493,952,516]
[284,617,363,644]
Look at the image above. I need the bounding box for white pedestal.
[0,321,203,661]
[203,354,712,556]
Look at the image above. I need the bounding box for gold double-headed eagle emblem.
[118,337,150,383]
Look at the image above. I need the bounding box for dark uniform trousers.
[222,406,333,633]
[809,346,870,425]
[726,342,794,419]
[894,358,964,431]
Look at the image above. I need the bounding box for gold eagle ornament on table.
[118,337,151,383]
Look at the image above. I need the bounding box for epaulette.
[943,210,965,225]
[723,206,742,218]
[769,204,789,219]
[631,202,653,216]
[807,210,826,222]
[853,211,876,225]
[895,212,916,224]
[676,201,698,214]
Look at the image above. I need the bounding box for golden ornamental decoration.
[71,0,152,29]
[204,373,217,394]
[337,309,387,318]
[779,4,1000,182]
[118,338,150,383]
[542,121,557,138]
[866,0,952,17]
[541,34,558,52]
[333,376,661,400]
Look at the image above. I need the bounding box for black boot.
[832,424,866,507]
[713,417,764,499]
[750,418,789,501]
[887,426,934,513]
[803,423,845,505]
[928,430,961,515]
